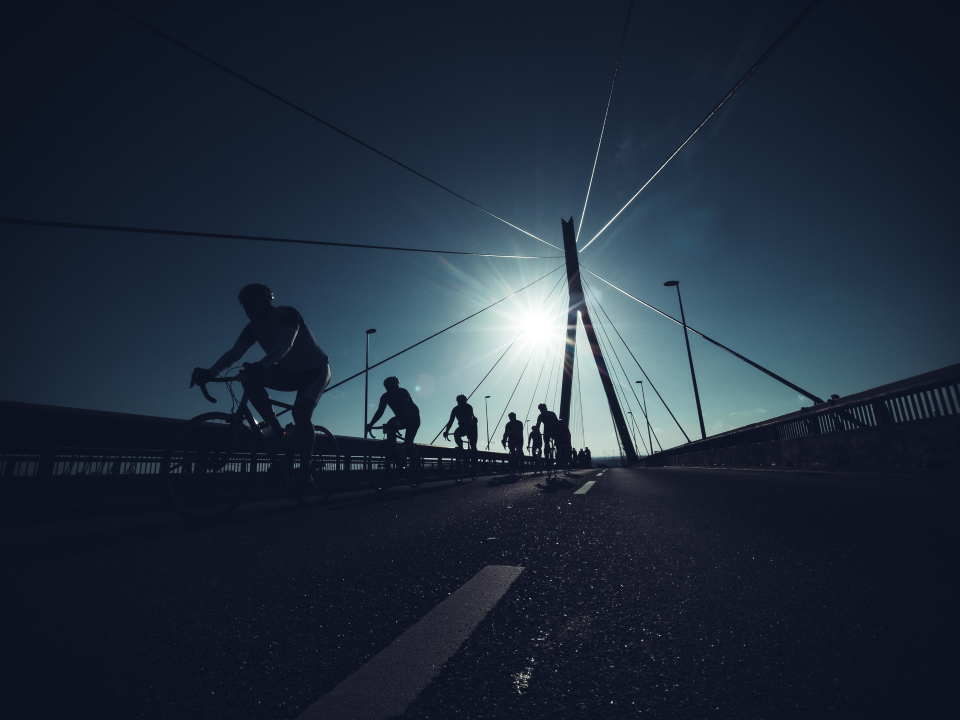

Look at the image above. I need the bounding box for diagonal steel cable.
[582,267,823,403]
[579,0,823,252]
[583,276,664,450]
[102,2,560,251]
[0,217,561,259]
[429,272,567,445]
[577,0,635,242]
[326,266,563,393]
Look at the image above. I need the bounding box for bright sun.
[518,311,555,345]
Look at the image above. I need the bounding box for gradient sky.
[2,0,957,457]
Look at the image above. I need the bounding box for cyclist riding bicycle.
[191,284,331,484]
[534,403,561,453]
[366,377,421,461]
[443,394,479,463]
[527,424,543,474]
[501,412,524,471]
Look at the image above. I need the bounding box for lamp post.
[484,396,491,451]
[364,329,376,436]
[664,281,706,440]
[636,381,653,454]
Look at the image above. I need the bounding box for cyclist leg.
[403,415,420,469]
[290,362,331,472]
[241,371,283,446]
[467,427,479,468]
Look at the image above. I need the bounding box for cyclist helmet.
[508,412,516,419]
[538,403,547,411]
[456,394,467,403]
[238,284,273,306]
[383,376,400,389]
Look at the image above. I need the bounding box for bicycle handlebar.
[192,375,234,405]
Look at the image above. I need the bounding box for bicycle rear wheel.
[295,425,340,507]
[366,440,394,493]
[163,412,255,521]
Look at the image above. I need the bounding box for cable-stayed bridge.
[2,2,957,718]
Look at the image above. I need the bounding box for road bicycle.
[162,375,340,521]
[527,446,544,475]
[452,441,478,483]
[365,424,421,493]
[543,438,560,483]
[505,443,525,477]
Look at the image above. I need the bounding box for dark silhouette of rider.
[502,412,524,453]
[367,377,420,450]
[444,394,478,453]
[191,284,330,480]
[534,402,560,448]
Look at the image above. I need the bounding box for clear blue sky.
[1,0,957,457]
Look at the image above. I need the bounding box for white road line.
[298,565,524,720]
[573,480,596,495]
[596,471,605,477]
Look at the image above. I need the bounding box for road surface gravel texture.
[1,467,956,719]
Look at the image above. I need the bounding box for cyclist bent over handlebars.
[366,377,421,463]
[444,394,478,467]
[190,284,331,481]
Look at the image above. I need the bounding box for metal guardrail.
[0,441,550,511]
[643,363,960,465]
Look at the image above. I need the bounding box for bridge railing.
[0,439,533,513]
[642,363,960,467]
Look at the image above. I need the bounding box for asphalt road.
[2,466,957,719]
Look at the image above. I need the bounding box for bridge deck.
[2,466,956,719]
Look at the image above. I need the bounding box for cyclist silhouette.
[191,284,331,482]
[501,412,524,452]
[444,394,479,457]
[534,403,561,450]
[366,377,421,451]
[527,424,543,473]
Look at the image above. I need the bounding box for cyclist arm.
[208,326,257,377]
[443,407,457,435]
[368,395,388,428]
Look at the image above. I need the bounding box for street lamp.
[484,396,491,451]
[636,381,653,454]
[364,329,376,436]
[664,281,706,440]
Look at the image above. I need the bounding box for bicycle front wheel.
[296,425,341,507]
[163,412,255,521]
[366,440,394,493]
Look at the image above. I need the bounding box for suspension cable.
[582,276,688,443]
[326,266,563,392]
[583,277,662,451]
[574,338,586,452]
[577,0,635,242]
[579,0,824,252]
[584,288,642,455]
[582,267,824,403]
[584,277,680,445]
[0,217,561,260]
[101,2,559,251]
[490,343,538,445]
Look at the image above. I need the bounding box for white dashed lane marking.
[299,565,524,720]
[574,480,596,495]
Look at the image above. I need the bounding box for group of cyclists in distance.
[191,284,592,484]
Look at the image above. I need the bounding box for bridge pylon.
[558,217,637,465]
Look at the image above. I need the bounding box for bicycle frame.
[199,376,299,468]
